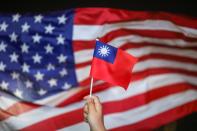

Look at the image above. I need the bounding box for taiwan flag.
[90,40,138,89]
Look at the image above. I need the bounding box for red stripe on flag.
[0,102,40,121]
[100,29,197,43]
[57,83,110,107]
[120,43,197,51]
[73,29,197,52]
[74,8,197,28]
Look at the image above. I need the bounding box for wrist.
[90,121,106,131]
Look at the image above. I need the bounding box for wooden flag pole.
[89,38,98,97]
[89,77,94,97]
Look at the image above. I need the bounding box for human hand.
[83,95,106,131]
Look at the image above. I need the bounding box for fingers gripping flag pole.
[89,39,137,96]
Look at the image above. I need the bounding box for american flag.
[0,8,197,131]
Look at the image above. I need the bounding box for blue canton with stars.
[0,9,78,101]
[94,41,117,64]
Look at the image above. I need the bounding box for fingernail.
[88,98,93,103]
[87,98,91,102]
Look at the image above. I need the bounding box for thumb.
[87,98,96,114]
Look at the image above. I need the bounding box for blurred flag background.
[0,1,197,131]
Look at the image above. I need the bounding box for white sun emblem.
[98,45,110,57]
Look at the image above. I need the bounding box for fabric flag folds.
[0,7,197,131]
[90,40,137,89]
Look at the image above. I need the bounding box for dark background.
[0,0,196,130]
[0,0,196,17]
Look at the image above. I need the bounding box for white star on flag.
[0,21,8,31]
[57,54,67,63]
[21,22,30,32]
[38,89,47,96]
[21,43,29,53]
[57,15,67,24]
[62,82,71,90]
[9,32,18,42]
[47,63,55,71]
[22,63,30,73]
[34,71,44,81]
[12,13,21,22]
[25,80,33,88]
[48,78,57,87]
[11,72,20,80]
[59,68,68,77]
[44,44,53,54]
[0,81,9,90]
[34,14,43,23]
[56,34,65,44]
[45,24,55,34]
[14,89,23,98]
[32,53,42,64]
[32,33,42,43]
[0,61,6,71]
[0,41,7,52]
[9,52,19,63]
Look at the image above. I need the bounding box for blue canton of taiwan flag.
[93,40,118,64]
[0,9,78,101]
[90,40,138,89]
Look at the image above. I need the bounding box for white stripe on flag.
[133,59,197,72]
[73,20,197,40]
[0,91,20,110]
[35,87,83,106]
[109,35,197,47]
[74,46,197,64]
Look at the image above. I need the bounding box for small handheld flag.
[89,39,137,95]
